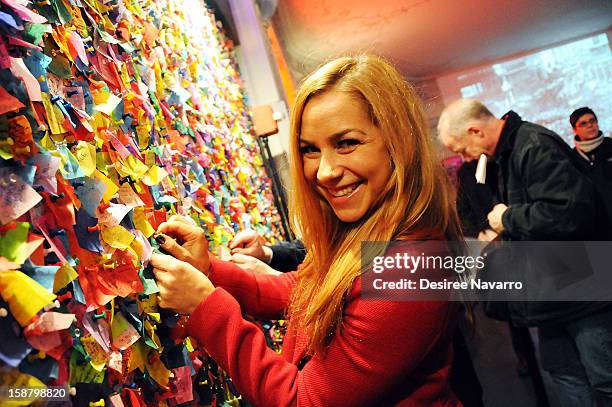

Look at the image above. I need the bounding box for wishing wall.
[0,0,283,404]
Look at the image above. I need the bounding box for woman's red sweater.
[185,257,460,406]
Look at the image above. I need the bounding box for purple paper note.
[0,168,42,224]
[0,11,20,29]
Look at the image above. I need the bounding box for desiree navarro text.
[372,253,485,274]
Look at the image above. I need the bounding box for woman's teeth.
[330,183,359,197]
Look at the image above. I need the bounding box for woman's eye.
[300,145,319,155]
[337,139,360,152]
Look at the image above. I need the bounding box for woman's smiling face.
[299,90,392,223]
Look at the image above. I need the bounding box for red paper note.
[0,85,25,115]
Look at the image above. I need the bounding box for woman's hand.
[150,253,214,314]
[230,253,281,276]
[156,215,211,274]
[229,229,273,262]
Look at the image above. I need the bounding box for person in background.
[150,55,464,406]
[455,159,549,406]
[438,99,612,407]
[569,107,612,238]
[229,230,305,273]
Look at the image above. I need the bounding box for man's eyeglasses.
[576,117,597,128]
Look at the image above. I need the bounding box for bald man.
[437,99,595,239]
[438,99,612,406]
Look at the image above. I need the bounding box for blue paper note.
[24,51,52,93]
[0,11,20,29]
[18,354,59,384]
[73,208,104,253]
[57,145,85,179]
[73,176,106,217]
[21,259,59,291]
[0,307,32,368]
[14,164,37,185]
[71,280,86,305]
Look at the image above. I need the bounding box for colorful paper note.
[0,270,56,326]
[0,170,42,225]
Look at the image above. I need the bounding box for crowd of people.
[146,55,610,406]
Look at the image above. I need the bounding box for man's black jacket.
[495,111,596,240]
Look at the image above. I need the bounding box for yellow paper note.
[80,335,108,371]
[145,351,170,388]
[0,368,46,406]
[111,312,140,350]
[93,170,119,202]
[53,262,78,293]
[100,225,135,249]
[94,92,122,115]
[184,337,194,352]
[41,93,67,135]
[0,271,56,326]
[137,294,157,315]
[128,340,146,373]
[11,235,44,266]
[142,165,168,186]
[72,141,97,176]
[133,207,155,237]
[115,155,148,180]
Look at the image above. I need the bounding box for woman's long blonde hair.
[288,55,462,354]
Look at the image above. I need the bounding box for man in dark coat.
[438,99,612,406]
[570,107,612,238]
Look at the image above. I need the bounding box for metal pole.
[257,136,294,240]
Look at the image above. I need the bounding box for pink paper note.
[28,311,76,333]
[68,31,88,66]
[117,183,144,207]
[7,35,43,51]
[171,366,193,404]
[0,0,47,24]
[134,230,152,262]
[26,331,63,352]
[109,393,125,407]
[0,256,19,271]
[32,154,60,194]
[9,57,42,102]
[33,221,68,264]
[108,133,131,159]
[108,351,122,373]
[82,314,111,353]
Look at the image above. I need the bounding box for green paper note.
[0,222,29,263]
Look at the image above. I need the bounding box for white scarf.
[575,132,603,154]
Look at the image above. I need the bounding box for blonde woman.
[151,55,463,406]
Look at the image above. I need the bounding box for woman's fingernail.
[154,234,166,245]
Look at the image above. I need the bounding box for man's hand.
[230,253,281,276]
[150,253,214,315]
[478,228,498,242]
[229,229,272,263]
[155,215,211,274]
[487,203,508,233]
